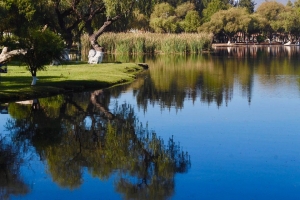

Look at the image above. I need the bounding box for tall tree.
[256,1,286,39]
[182,11,201,32]
[202,0,230,23]
[200,7,252,42]
[0,1,64,85]
[238,0,256,13]
[149,3,178,33]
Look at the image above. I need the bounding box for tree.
[182,11,201,32]
[273,5,300,41]
[20,29,65,85]
[238,0,256,14]
[127,9,150,31]
[286,0,293,7]
[0,0,137,54]
[200,7,252,42]
[0,137,29,199]
[0,1,65,85]
[256,1,286,39]
[149,3,178,33]
[86,0,136,52]
[175,2,196,19]
[202,0,230,23]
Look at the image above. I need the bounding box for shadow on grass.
[0,75,122,103]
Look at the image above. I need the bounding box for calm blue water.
[1,46,300,199]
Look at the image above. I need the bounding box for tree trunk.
[88,16,121,51]
[31,69,37,86]
[31,76,38,86]
[0,47,26,64]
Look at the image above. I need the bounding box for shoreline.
[0,62,145,103]
[212,42,300,48]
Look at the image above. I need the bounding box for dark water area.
[1,46,300,199]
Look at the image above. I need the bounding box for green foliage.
[286,0,293,7]
[202,0,229,23]
[255,1,288,35]
[0,137,29,199]
[103,0,135,17]
[150,2,175,18]
[256,35,265,43]
[200,7,251,37]
[238,0,255,13]
[149,2,201,33]
[295,0,300,8]
[256,1,285,21]
[8,103,32,120]
[128,9,150,31]
[272,5,300,34]
[5,92,191,197]
[149,3,178,33]
[20,29,65,76]
[175,2,196,19]
[39,95,65,118]
[182,11,201,33]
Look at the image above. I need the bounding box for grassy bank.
[0,61,143,102]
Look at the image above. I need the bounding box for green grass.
[0,61,143,102]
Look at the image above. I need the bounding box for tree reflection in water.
[0,137,29,199]
[5,91,190,199]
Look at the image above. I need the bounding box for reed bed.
[81,32,213,59]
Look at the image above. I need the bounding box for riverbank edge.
[0,63,146,103]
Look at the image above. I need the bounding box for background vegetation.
[2,0,300,62]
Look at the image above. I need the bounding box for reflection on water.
[0,137,29,200]
[2,91,190,199]
[1,46,300,199]
[214,45,300,58]
[130,45,300,109]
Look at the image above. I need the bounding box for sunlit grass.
[0,61,143,102]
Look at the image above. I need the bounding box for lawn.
[0,61,144,102]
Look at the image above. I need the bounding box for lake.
[1,45,300,199]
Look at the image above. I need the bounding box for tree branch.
[0,47,27,64]
[88,0,136,51]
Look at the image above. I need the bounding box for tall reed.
[80,32,213,59]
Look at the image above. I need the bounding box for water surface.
[1,46,300,199]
